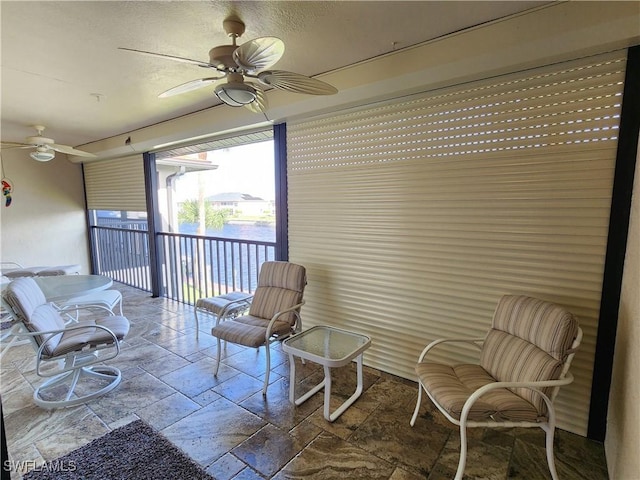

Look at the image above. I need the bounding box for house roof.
[206,192,265,202]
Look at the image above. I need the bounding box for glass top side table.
[282,325,371,422]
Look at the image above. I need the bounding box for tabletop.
[283,325,371,368]
[34,275,113,301]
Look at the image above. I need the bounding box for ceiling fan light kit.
[30,147,55,162]
[120,16,338,113]
[214,72,257,106]
[215,83,257,106]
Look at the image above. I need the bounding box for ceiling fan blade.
[244,82,268,113]
[50,144,96,157]
[119,47,218,70]
[0,141,31,149]
[256,70,338,95]
[159,77,224,98]
[233,37,284,71]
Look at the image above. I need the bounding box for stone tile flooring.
[1,283,609,479]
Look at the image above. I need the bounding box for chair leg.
[262,344,271,396]
[33,366,122,409]
[194,309,200,339]
[410,382,423,426]
[454,424,468,480]
[543,423,560,480]
[214,337,222,375]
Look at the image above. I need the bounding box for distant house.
[206,192,273,217]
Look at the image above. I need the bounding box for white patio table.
[283,325,371,422]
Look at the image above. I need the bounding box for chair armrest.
[265,300,306,339]
[418,337,485,363]
[17,324,120,360]
[459,372,575,423]
[214,296,254,326]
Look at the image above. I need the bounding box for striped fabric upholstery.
[3,277,47,321]
[28,304,129,357]
[480,295,579,415]
[415,295,578,422]
[21,304,66,356]
[50,315,129,357]
[416,363,541,422]
[249,262,306,324]
[211,262,306,348]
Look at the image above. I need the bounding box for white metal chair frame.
[410,328,583,480]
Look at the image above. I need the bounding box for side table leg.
[289,355,326,406]
[326,354,365,422]
[323,365,332,421]
[288,353,296,404]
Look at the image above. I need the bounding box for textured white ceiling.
[0,1,548,148]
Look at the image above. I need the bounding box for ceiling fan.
[0,126,96,161]
[119,16,338,113]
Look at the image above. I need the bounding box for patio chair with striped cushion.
[211,261,306,396]
[410,295,582,480]
[2,277,130,409]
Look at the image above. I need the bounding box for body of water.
[179,222,276,243]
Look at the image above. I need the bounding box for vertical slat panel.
[287,50,626,435]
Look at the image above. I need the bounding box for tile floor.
[1,283,609,479]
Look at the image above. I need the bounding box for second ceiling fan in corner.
[120,16,338,113]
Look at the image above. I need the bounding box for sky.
[173,140,275,202]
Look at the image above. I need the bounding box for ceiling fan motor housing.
[209,45,238,70]
[25,135,54,145]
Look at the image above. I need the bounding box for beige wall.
[606,142,640,479]
[0,149,90,272]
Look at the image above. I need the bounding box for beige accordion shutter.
[83,154,146,212]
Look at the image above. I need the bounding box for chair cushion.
[211,314,291,348]
[37,264,81,276]
[489,295,579,359]
[196,292,252,316]
[235,314,291,335]
[480,295,579,414]
[3,267,48,278]
[257,262,306,293]
[249,287,301,324]
[3,277,48,320]
[212,319,267,348]
[27,304,68,355]
[247,262,305,324]
[52,315,130,357]
[416,363,542,422]
[62,290,122,308]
